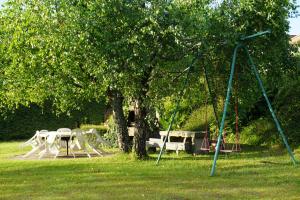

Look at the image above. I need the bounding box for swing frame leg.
[210,44,298,177]
[210,44,241,176]
[244,47,298,166]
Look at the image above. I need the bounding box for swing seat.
[200,149,211,154]
[232,144,241,152]
[200,140,211,152]
[200,133,211,152]
[220,143,233,153]
[200,147,210,151]
[220,149,232,153]
[200,147,211,152]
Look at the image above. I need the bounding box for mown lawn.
[0,142,299,200]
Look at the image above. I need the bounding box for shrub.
[0,100,106,141]
[275,79,300,147]
[80,124,108,135]
[182,105,215,131]
[240,117,276,146]
[102,116,118,148]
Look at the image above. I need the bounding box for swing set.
[200,63,241,154]
[155,30,298,176]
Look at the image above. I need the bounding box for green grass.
[0,142,300,200]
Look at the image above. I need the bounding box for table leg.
[66,140,69,156]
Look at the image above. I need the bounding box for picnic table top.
[129,127,205,137]
[159,131,204,137]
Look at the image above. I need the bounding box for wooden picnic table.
[159,130,200,144]
[146,130,203,154]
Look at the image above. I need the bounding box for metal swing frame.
[156,30,298,176]
[210,30,298,176]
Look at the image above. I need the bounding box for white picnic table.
[159,131,198,144]
[147,131,201,154]
[37,131,73,155]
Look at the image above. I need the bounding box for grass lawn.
[0,142,299,200]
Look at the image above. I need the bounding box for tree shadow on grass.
[148,144,290,162]
[147,155,213,161]
[13,151,115,160]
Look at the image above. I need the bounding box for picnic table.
[38,130,72,155]
[159,131,197,144]
[147,131,202,154]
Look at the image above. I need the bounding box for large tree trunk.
[133,98,148,159]
[132,52,157,159]
[108,89,130,153]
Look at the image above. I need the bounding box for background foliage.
[0,100,106,141]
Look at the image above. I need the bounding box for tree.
[0,0,296,158]
[0,0,106,108]
[86,0,213,158]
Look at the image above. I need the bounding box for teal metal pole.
[210,44,243,176]
[243,46,298,165]
[156,57,198,165]
[240,30,271,41]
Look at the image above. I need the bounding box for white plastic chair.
[69,129,91,158]
[39,132,61,159]
[84,129,111,154]
[22,130,48,158]
[21,130,47,149]
[85,128,112,147]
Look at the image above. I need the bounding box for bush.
[275,79,300,147]
[80,124,108,135]
[159,97,191,130]
[240,117,276,146]
[182,105,215,131]
[102,116,118,148]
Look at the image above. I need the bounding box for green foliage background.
[0,100,106,141]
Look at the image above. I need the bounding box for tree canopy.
[0,0,298,157]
